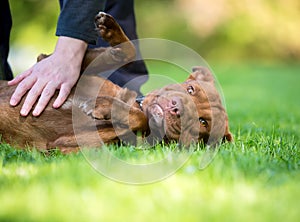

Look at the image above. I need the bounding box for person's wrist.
[54,36,88,63]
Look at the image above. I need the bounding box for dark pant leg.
[0,0,13,80]
[91,0,148,95]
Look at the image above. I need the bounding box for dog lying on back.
[0,12,232,153]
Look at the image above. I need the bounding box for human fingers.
[32,82,57,116]
[20,80,47,116]
[7,68,33,86]
[53,83,72,109]
[10,74,36,107]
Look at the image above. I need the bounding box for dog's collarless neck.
[135,95,145,110]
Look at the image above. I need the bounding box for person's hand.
[8,36,87,117]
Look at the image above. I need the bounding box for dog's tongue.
[146,104,166,141]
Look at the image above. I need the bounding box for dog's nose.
[169,97,182,117]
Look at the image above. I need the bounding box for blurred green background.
[2,1,300,221]
[8,0,300,73]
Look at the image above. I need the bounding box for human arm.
[8,0,106,116]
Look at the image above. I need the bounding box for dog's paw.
[94,12,136,62]
[80,97,111,120]
[95,12,126,46]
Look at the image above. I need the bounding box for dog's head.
[142,66,233,146]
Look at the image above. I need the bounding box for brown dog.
[0,12,232,153]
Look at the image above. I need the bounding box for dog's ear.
[189,66,214,83]
[224,131,233,142]
[223,120,233,142]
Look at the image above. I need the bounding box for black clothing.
[57,0,106,44]
[0,0,13,80]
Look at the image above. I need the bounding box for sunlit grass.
[0,63,299,221]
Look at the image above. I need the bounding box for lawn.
[0,62,299,222]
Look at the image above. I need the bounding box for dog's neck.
[135,95,145,110]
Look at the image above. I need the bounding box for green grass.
[1,62,300,222]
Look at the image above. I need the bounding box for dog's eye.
[187,86,194,94]
[199,117,208,127]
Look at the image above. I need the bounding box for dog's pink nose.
[169,97,182,117]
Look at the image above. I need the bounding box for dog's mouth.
[146,103,166,141]
[145,95,185,144]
